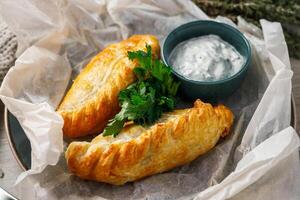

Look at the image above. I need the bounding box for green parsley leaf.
[102,119,125,137]
[103,44,180,137]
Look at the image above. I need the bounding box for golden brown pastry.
[57,35,160,138]
[65,100,234,185]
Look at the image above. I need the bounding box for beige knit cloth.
[0,18,17,83]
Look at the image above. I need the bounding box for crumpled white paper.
[0,0,299,199]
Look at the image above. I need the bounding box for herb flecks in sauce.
[169,35,245,81]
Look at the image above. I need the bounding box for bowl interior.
[163,20,251,82]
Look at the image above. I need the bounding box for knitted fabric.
[0,19,17,83]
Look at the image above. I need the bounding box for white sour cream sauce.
[169,35,245,81]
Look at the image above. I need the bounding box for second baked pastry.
[57,35,160,138]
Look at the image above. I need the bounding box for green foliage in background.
[193,0,300,58]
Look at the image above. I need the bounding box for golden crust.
[57,35,160,138]
[65,100,234,185]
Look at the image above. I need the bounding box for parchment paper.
[0,0,299,199]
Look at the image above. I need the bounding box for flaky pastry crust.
[57,35,160,138]
[65,100,234,185]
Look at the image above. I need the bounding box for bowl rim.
[162,20,252,85]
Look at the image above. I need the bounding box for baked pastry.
[57,35,160,138]
[65,100,234,185]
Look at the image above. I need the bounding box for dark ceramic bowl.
[162,20,251,100]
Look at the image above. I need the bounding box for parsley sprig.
[102,44,180,137]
